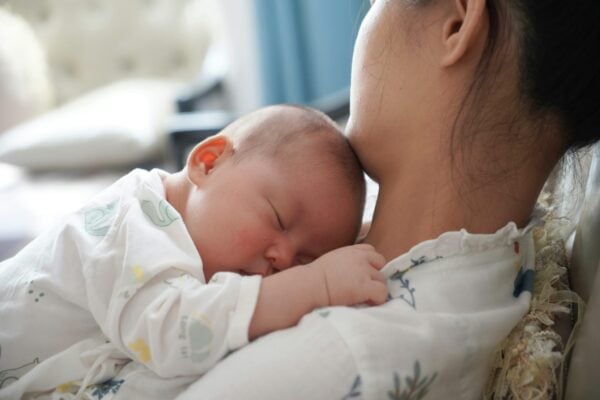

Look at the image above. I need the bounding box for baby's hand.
[307,244,388,307]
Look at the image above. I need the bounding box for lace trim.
[483,212,584,400]
[382,216,541,277]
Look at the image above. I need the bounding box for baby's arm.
[248,243,387,340]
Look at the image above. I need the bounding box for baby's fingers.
[373,255,387,270]
[364,250,386,270]
[366,280,388,305]
[351,243,385,264]
[369,267,386,284]
[351,243,376,251]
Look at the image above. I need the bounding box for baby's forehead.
[275,150,356,193]
[271,133,339,165]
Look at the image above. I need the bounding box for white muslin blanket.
[0,168,537,399]
[174,220,537,399]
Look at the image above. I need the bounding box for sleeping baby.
[0,104,387,398]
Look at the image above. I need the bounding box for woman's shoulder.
[310,219,540,399]
[381,216,541,277]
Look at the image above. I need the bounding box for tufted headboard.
[0,0,217,105]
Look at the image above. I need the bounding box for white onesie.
[0,169,261,398]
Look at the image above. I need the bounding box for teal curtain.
[254,0,369,105]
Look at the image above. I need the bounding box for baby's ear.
[186,136,233,185]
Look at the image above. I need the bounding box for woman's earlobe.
[186,136,233,185]
[441,0,487,67]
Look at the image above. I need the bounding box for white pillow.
[0,79,181,170]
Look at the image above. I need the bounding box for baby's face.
[183,154,360,281]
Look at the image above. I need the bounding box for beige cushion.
[0,80,179,170]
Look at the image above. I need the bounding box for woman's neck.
[363,144,559,261]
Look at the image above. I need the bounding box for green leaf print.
[140,199,179,227]
[317,308,331,318]
[84,201,117,236]
[387,361,437,400]
[0,353,40,389]
[189,317,214,363]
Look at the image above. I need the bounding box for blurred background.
[0,0,370,259]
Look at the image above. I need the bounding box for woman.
[177,0,600,398]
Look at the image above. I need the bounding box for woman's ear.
[186,136,233,186]
[441,0,487,67]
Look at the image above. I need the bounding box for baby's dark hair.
[221,104,366,229]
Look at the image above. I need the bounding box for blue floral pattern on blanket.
[91,378,125,399]
[388,269,417,309]
[513,266,534,297]
[341,361,438,400]
[387,256,442,310]
[388,361,437,400]
[342,375,362,399]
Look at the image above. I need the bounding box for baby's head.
[170,104,365,281]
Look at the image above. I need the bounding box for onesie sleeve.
[80,190,262,378]
[176,312,360,400]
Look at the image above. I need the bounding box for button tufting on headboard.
[1,0,215,105]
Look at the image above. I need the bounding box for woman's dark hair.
[514,1,600,149]
[464,0,600,151]
[405,0,600,207]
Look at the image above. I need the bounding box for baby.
[0,105,387,397]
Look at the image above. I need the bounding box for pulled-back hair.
[407,0,600,195]
[455,0,600,151]
[511,1,600,149]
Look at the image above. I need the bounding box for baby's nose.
[265,238,295,272]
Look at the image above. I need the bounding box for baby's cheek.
[233,226,268,255]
